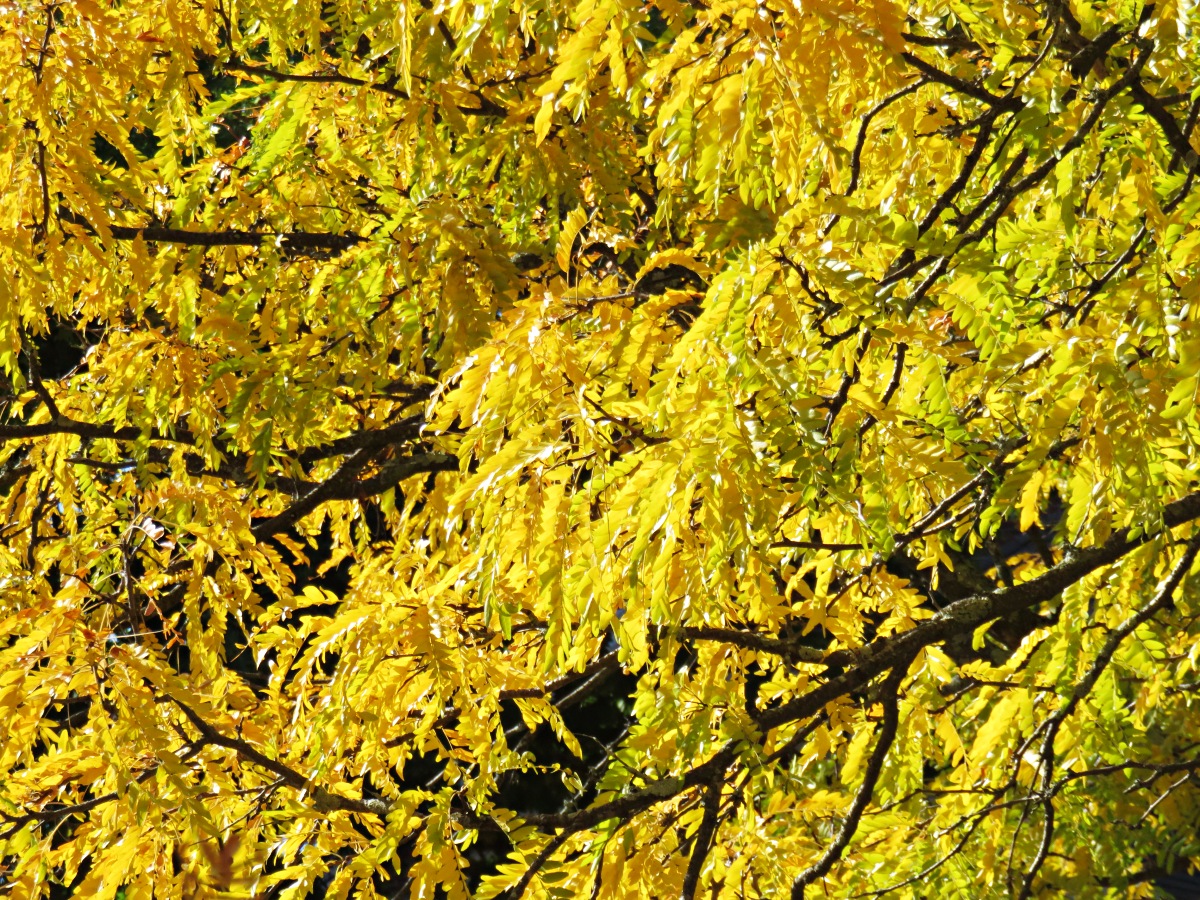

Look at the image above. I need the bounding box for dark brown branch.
[1056,753,1200,790]
[224,59,409,98]
[496,831,572,900]
[2,414,437,516]
[900,255,950,313]
[824,329,872,439]
[900,52,1023,111]
[250,451,456,537]
[0,418,144,444]
[171,697,389,816]
[0,463,32,496]
[680,781,722,900]
[247,447,368,537]
[790,669,904,898]
[1015,794,1055,900]
[757,487,1200,733]
[1017,532,1200,897]
[520,746,737,832]
[0,740,206,839]
[917,112,998,235]
[771,539,865,553]
[859,342,908,438]
[58,209,363,254]
[951,147,1029,232]
[1043,533,1200,741]
[1128,78,1200,174]
[892,435,1027,550]
[1072,222,1148,324]
[499,651,622,701]
[0,413,426,463]
[222,58,507,117]
[860,805,990,897]
[878,253,938,288]
[29,7,54,240]
[297,414,427,464]
[846,80,926,197]
[346,451,458,496]
[679,625,826,664]
[1169,92,1200,171]
[957,42,1151,248]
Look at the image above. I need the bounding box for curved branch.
[1128,78,1200,174]
[790,669,904,899]
[250,451,456,537]
[900,52,1022,111]
[846,79,927,196]
[519,746,737,832]
[171,696,389,816]
[757,487,1200,733]
[1017,533,1200,898]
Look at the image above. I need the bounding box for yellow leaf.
[1019,470,1045,532]
[534,95,556,145]
[556,206,588,273]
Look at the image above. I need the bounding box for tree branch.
[222,58,508,117]
[679,625,826,664]
[1016,532,1200,898]
[0,739,206,839]
[757,487,1200,733]
[846,80,927,197]
[171,696,390,816]
[497,831,573,900]
[1128,78,1200,173]
[58,209,363,254]
[680,780,722,900]
[900,52,1023,111]
[790,669,904,898]
[223,59,409,98]
[519,746,737,832]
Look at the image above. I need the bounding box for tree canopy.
[3,0,1200,896]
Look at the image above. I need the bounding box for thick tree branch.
[679,625,826,664]
[250,451,456,537]
[1129,78,1200,173]
[58,209,363,254]
[347,451,458,496]
[757,488,1200,732]
[519,746,738,832]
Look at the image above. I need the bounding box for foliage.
[3,0,1200,896]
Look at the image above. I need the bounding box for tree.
[2,0,1200,896]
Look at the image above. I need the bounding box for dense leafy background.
[3,0,1200,897]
